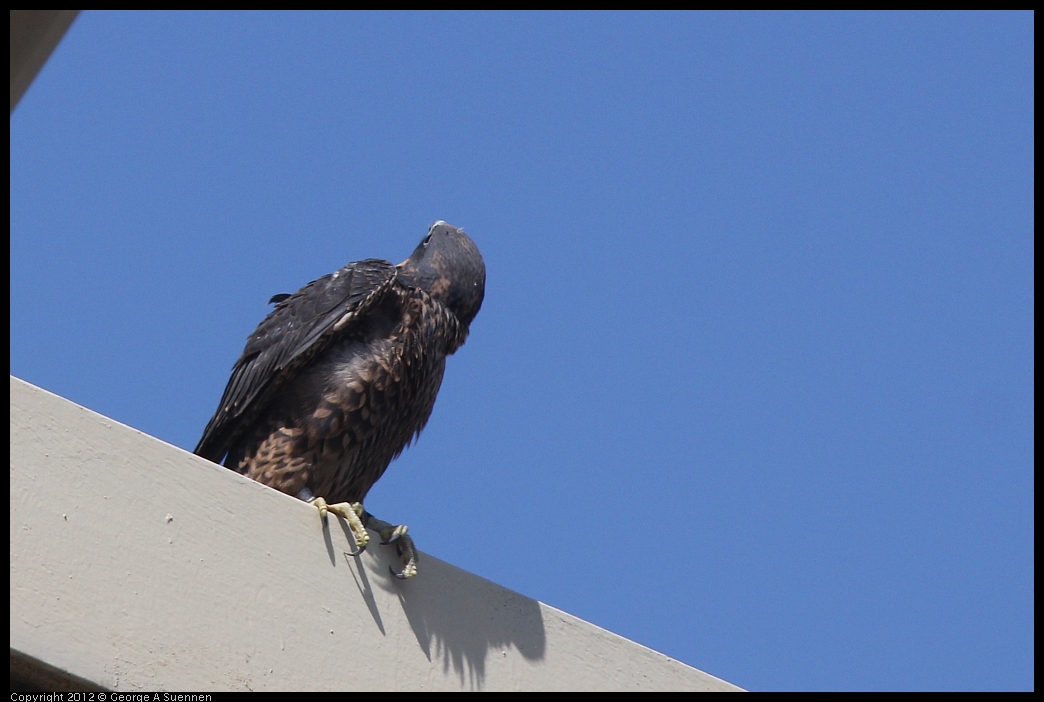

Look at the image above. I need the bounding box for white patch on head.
[430,220,447,232]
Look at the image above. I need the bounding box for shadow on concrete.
[321,507,546,689]
[329,518,387,636]
[370,543,547,690]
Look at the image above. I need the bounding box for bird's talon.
[380,524,409,545]
[389,563,416,580]
[310,496,329,521]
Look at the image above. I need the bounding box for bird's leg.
[310,496,370,555]
[362,510,418,580]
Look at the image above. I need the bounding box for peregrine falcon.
[195,221,485,578]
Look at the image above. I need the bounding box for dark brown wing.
[194,258,398,464]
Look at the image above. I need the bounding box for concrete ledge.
[10,376,741,691]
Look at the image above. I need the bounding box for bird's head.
[398,221,486,328]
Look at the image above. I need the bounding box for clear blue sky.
[10,11,1033,691]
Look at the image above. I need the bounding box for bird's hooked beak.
[397,221,447,268]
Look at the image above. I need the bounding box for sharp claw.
[359,513,416,578]
[344,542,367,557]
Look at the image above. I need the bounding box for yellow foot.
[310,497,369,554]
[363,511,418,580]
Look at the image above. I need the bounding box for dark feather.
[194,222,485,510]
[195,259,397,462]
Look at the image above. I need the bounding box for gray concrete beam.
[10,376,741,691]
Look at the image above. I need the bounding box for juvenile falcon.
[194,221,485,579]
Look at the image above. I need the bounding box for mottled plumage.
[195,222,484,576]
